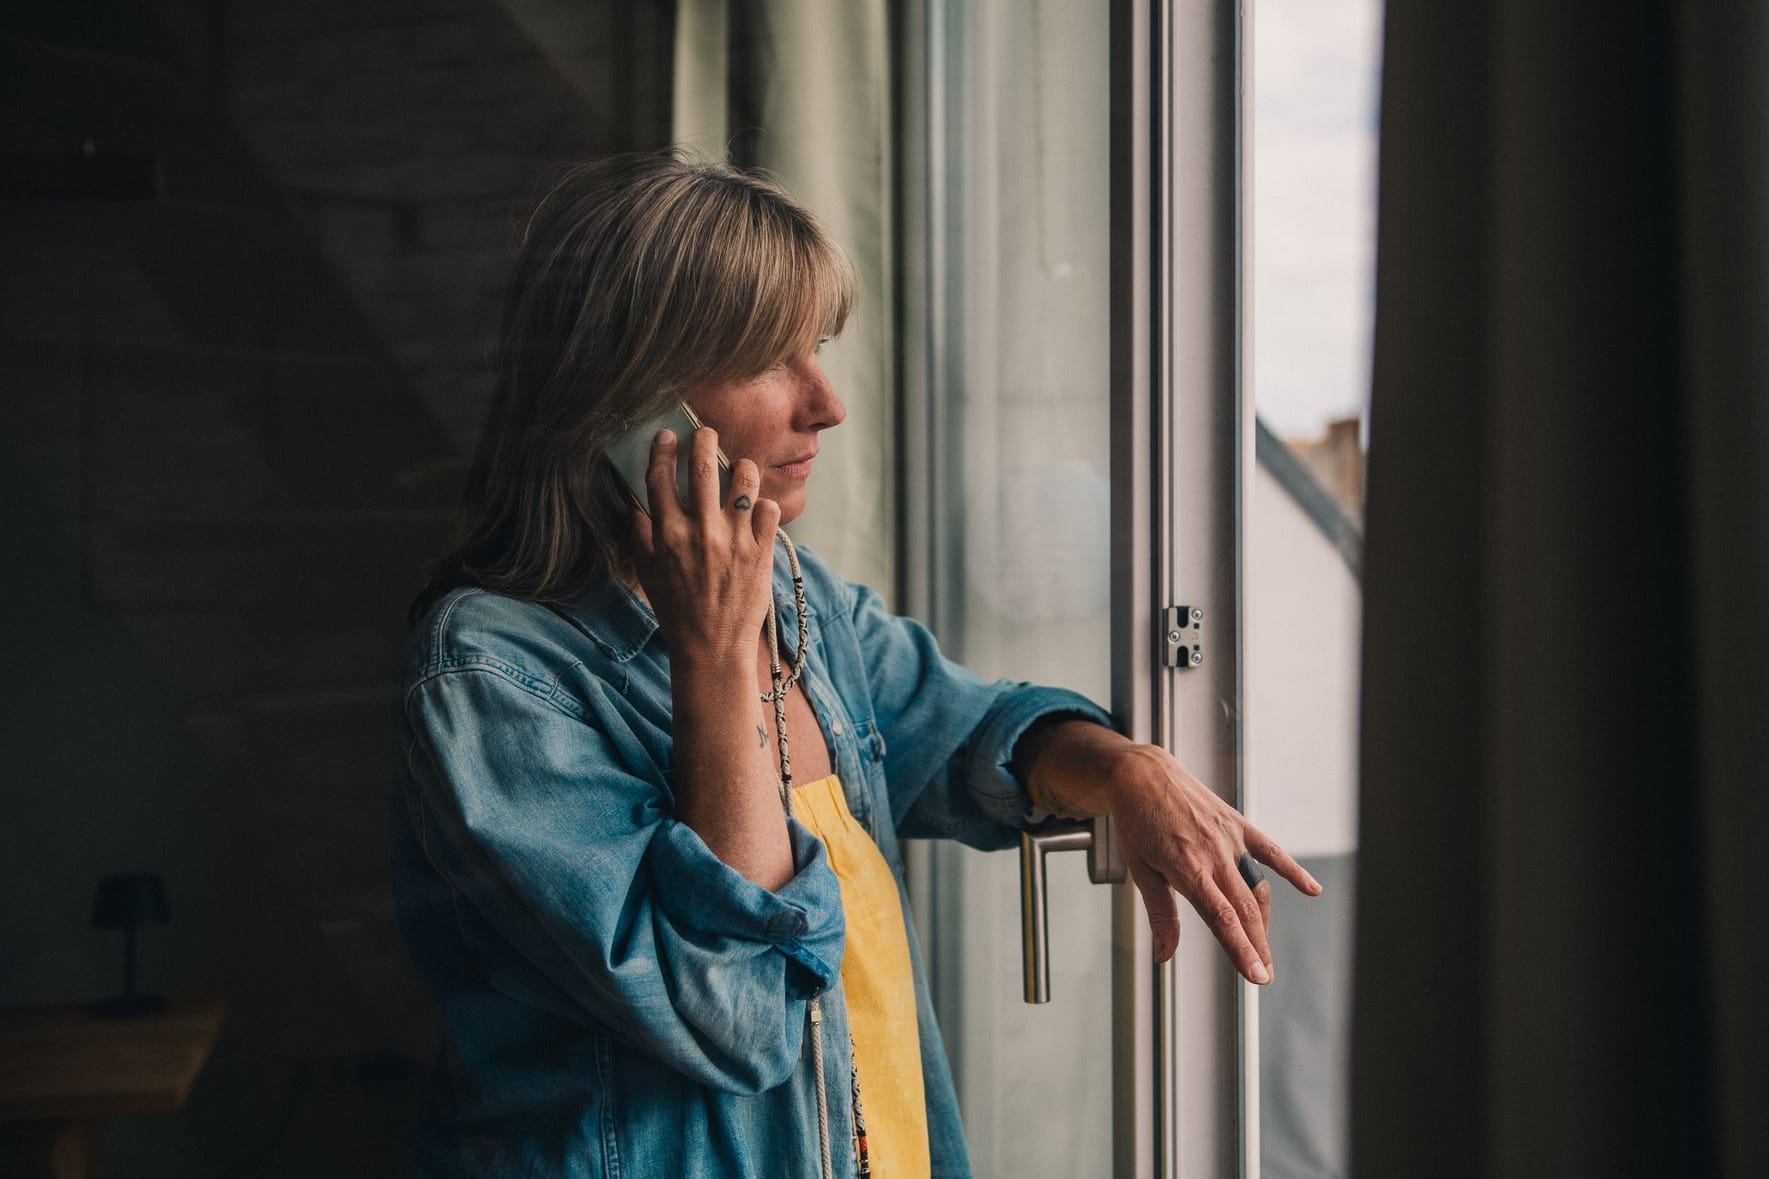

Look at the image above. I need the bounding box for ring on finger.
[1236,852,1267,891]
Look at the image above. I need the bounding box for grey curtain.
[1353,4,1768,1176]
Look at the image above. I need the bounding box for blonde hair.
[413,151,855,619]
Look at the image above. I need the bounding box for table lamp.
[90,871,170,1017]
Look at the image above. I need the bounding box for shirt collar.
[554,573,657,663]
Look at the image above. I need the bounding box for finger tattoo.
[734,494,754,511]
[757,724,768,748]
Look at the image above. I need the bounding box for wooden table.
[0,997,226,1178]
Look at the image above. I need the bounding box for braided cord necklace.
[764,531,870,1179]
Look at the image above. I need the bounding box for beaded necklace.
[765,531,870,1179]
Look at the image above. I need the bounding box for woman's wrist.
[1017,719,1158,819]
[668,646,755,686]
[666,645,796,890]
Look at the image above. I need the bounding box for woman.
[392,151,1319,1178]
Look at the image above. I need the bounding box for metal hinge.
[1163,605,1204,668]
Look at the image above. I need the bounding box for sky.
[1251,0,1384,442]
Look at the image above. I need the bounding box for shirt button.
[831,721,845,736]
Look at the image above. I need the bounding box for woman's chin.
[772,488,807,527]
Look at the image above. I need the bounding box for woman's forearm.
[668,654,796,891]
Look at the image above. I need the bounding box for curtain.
[1353,4,1769,1175]
[672,0,896,596]
[676,4,1117,1172]
[895,3,1117,1174]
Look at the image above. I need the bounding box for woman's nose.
[797,359,847,430]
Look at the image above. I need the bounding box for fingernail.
[1251,963,1270,985]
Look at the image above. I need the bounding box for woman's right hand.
[629,427,781,668]
[631,427,794,890]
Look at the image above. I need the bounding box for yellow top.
[791,773,929,1178]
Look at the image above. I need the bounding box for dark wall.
[0,2,671,1173]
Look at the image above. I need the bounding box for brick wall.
[226,0,674,453]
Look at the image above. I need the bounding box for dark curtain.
[1352,3,1768,1176]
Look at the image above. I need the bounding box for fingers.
[1255,876,1273,943]
[688,426,725,519]
[750,494,782,552]
[1227,866,1274,976]
[724,457,782,552]
[1195,877,1271,985]
[727,458,761,516]
[645,430,686,528]
[1245,827,1323,897]
[651,427,768,546]
[1235,851,1274,970]
[1138,855,1273,982]
[1131,865,1183,963]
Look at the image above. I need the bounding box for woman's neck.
[613,563,650,609]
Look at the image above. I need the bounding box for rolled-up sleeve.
[401,664,843,1095]
[842,579,1114,850]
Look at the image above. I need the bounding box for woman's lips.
[773,453,817,478]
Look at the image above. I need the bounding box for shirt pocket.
[850,718,892,843]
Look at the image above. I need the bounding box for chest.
[754,635,835,784]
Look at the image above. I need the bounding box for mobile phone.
[605,401,734,515]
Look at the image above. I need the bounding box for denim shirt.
[390,540,1112,1178]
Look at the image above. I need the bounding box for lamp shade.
[90,872,170,929]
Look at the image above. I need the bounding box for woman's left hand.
[1100,744,1321,984]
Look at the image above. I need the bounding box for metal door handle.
[1019,815,1126,1003]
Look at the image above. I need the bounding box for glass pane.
[903,1,1115,1175]
[1248,0,1382,1174]
[8,0,1123,1172]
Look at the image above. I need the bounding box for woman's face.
[688,345,846,525]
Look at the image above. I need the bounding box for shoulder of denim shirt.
[403,578,651,706]
[773,539,860,617]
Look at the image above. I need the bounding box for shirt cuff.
[963,686,1116,828]
[647,816,845,996]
